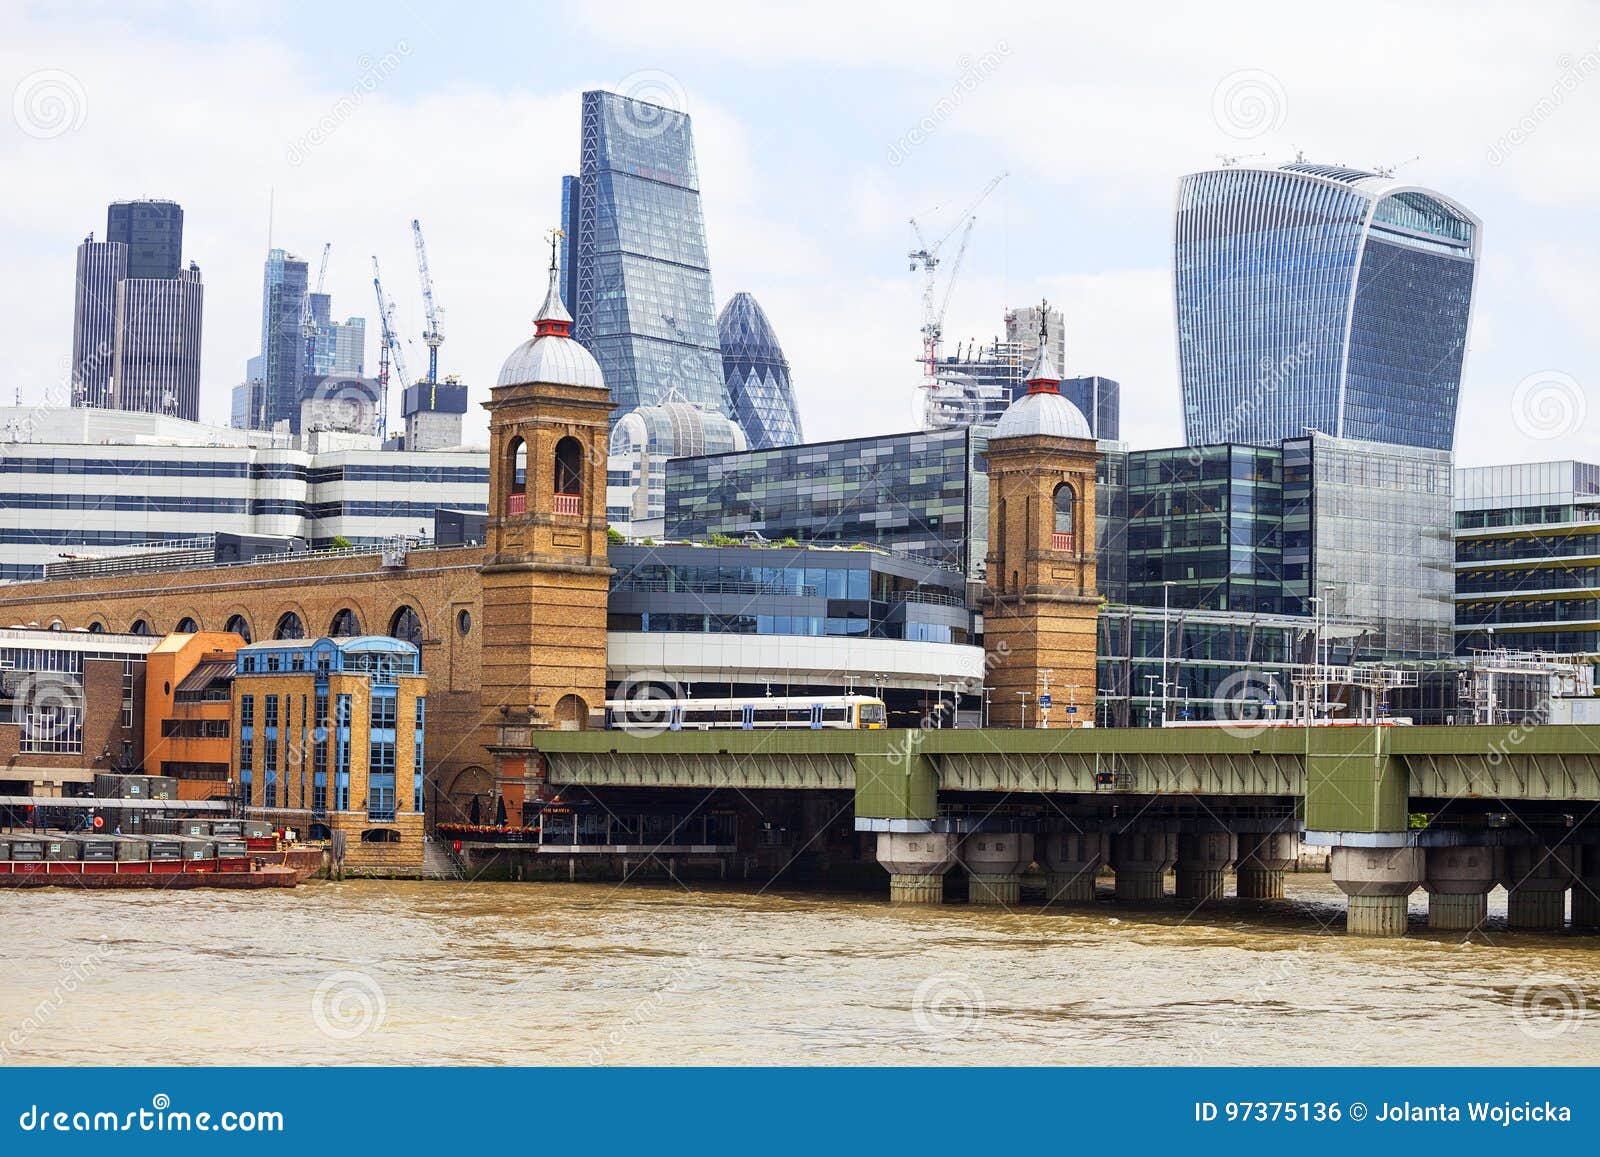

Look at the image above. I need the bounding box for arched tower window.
[329,608,361,637]
[1052,483,1075,551]
[175,616,199,633]
[225,614,253,643]
[389,605,423,646]
[553,436,583,516]
[506,437,528,516]
[274,612,305,640]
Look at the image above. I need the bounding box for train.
[605,695,888,731]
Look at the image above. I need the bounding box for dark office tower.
[560,174,579,310]
[568,90,728,422]
[111,265,204,418]
[70,238,127,408]
[257,248,309,430]
[1175,163,1480,451]
[717,292,802,449]
[106,199,184,280]
[1060,375,1121,442]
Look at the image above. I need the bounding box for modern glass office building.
[106,199,183,281]
[1455,461,1600,655]
[1060,376,1120,441]
[607,399,747,530]
[717,292,802,449]
[1175,163,1479,451]
[565,90,729,424]
[664,428,985,575]
[256,248,309,432]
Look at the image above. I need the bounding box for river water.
[2,875,1597,1066]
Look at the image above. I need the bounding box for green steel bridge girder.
[528,725,1600,830]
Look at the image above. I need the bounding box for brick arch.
[440,764,492,826]
[124,609,162,635]
[269,600,313,640]
[220,607,257,644]
[172,610,206,632]
[386,602,426,646]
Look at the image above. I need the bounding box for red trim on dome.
[535,317,572,338]
[1025,377,1061,395]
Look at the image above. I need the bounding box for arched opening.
[360,828,401,843]
[554,693,589,731]
[553,436,583,516]
[87,621,105,634]
[129,619,152,636]
[1051,482,1075,551]
[329,608,361,637]
[274,611,305,640]
[225,614,253,643]
[388,605,423,647]
[506,436,527,516]
[175,616,199,633]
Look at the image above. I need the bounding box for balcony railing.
[1051,532,1075,552]
[506,492,526,516]
[553,493,582,517]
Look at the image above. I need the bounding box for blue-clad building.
[1175,163,1480,452]
[717,292,802,449]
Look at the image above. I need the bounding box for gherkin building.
[717,292,803,449]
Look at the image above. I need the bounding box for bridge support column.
[1041,832,1106,904]
[1505,845,1575,931]
[1235,832,1295,899]
[875,833,958,905]
[961,833,1034,906]
[1110,831,1175,903]
[1423,846,1498,932]
[1331,846,1422,937]
[1571,849,1600,930]
[1175,833,1235,903]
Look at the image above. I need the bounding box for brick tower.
[480,237,612,767]
[982,303,1101,728]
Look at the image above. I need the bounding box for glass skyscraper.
[1175,163,1479,451]
[717,292,802,448]
[565,90,728,424]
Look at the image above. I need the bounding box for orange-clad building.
[141,632,245,799]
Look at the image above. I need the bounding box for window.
[388,605,423,646]
[329,608,361,636]
[457,609,471,636]
[240,694,254,727]
[129,619,151,636]
[554,436,583,498]
[265,694,279,728]
[274,612,305,640]
[225,614,252,643]
[370,694,397,730]
[175,616,198,633]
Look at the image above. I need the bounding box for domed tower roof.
[992,298,1091,441]
[497,255,604,390]
[718,291,786,364]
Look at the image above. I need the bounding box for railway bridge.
[509,723,1600,937]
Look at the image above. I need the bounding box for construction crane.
[907,172,1007,389]
[411,218,443,387]
[371,256,409,441]
[299,242,331,379]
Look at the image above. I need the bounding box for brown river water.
[2,874,1597,1066]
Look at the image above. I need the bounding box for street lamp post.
[1015,690,1031,730]
[1160,582,1176,726]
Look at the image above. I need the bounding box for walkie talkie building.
[1174,163,1480,452]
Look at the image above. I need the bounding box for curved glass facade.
[718,292,802,448]
[568,91,729,424]
[1175,165,1478,452]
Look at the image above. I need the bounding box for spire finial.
[533,227,573,338]
[1023,298,1060,394]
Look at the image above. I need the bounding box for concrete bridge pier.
[1235,832,1296,899]
[1041,832,1106,904]
[961,833,1034,906]
[1110,831,1175,903]
[1422,845,1499,931]
[1571,848,1600,929]
[1505,845,1575,931]
[876,833,959,904]
[1175,833,1235,903]
[1331,846,1422,937]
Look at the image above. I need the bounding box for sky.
[2,0,1597,466]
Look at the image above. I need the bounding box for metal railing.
[552,493,582,517]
